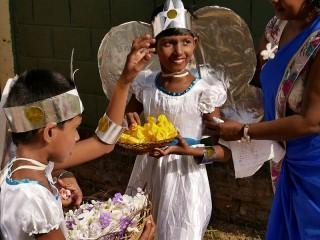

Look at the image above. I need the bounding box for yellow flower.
[119,114,177,144]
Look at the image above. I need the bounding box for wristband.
[195,146,217,165]
[52,170,74,184]
[241,124,251,143]
[95,113,126,144]
[58,170,74,179]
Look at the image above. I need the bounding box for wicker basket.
[117,138,176,155]
[124,213,152,240]
[76,195,152,240]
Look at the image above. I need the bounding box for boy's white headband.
[2,50,84,133]
[3,86,84,133]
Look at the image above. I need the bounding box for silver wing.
[98,7,263,122]
[98,21,159,101]
[193,6,263,123]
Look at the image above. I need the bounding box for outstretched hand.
[149,135,191,158]
[120,34,156,84]
[203,115,243,141]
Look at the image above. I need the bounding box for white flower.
[133,194,147,210]
[137,187,144,194]
[127,226,140,233]
[260,42,278,60]
[65,189,149,240]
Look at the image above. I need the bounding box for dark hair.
[151,3,196,42]
[5,69,75,145]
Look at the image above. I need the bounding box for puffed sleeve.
[199,80,227,114]
[131,69,155,103]
[16,185,64,236]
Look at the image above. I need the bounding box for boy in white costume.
[0,35,156,239]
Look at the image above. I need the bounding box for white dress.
[0,161,66,240]
[126,71,226,240]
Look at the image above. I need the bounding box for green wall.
[10,0,274,129]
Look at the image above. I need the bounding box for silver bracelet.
[195,146,217,165]
[95,113,126,144]
[58,170,74,179]
[52,170,74,184]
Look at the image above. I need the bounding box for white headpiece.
[2,50,84,133]
[152,0,192,37]
[3,88,83,133]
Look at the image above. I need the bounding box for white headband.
[3,88,84,133]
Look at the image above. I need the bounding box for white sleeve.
[17,185,64,236]
[131,70,154,103]
[199,81,227,114]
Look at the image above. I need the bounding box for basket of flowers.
[117,114,177,154]
[65,188,151,240]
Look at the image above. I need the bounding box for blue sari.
[260,16,320,239]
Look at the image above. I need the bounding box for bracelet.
[241,124,251,143]
[95,113,126,144]
[58,170,74,179]
[52,170,74,184]
[195,146,217,165]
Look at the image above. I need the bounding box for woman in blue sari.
[205,0,320,239]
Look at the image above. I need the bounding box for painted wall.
[0,0,14,91]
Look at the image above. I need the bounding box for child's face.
[156,34,197,73]
[50,115,81,162]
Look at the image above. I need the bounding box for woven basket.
[117,138,176,155]
[124,213,152,240]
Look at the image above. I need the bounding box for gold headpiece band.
[3,89,84,133]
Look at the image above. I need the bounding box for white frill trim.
[26,223,60,236]
[131,70,157,103]
[198,81,227,114]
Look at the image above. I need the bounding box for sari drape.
[260,16,320,239]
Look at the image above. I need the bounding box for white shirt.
[0,162,66,239]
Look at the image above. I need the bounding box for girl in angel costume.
[98,1,259,239]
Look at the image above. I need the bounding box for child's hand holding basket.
[118,114,177,154]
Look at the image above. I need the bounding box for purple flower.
[66,219,75,230]
[112,193,123,204]
[99,212,111,229]
[119,216,132,231]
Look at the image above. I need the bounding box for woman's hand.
[120,34,156,84]
[204,116,244,141]
[139,216,156,240]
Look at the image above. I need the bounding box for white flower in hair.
[260,42,278,60]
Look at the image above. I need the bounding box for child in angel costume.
[0,37,156,240]
[98,1,259,239]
